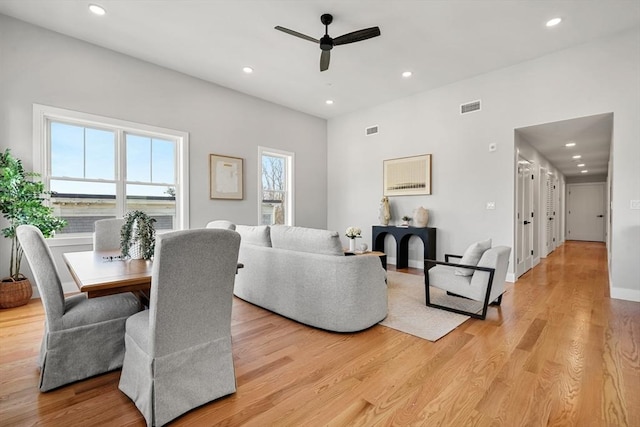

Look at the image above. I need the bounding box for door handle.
[597,215,604,218]
[523,221,530,225]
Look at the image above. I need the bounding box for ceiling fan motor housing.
[320,35,333,50]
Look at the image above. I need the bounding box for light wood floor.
[0,241,638,426]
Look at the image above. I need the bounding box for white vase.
[129,240,143,259]
[349,238,356,252]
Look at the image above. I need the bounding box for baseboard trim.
[610,287,640,302]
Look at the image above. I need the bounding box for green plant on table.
[120,210,156,260]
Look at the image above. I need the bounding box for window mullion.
[116,130,126,217]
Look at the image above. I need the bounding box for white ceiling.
[1,0,638,177]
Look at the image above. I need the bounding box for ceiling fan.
[275,13,381,72]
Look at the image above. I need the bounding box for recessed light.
[546,17,562,27]
[325,100,334,105]
[89,4,106,15]
[577,163,585,167]
[581,170,589,173]
[572,155,582,159]
[242,67,253,74]
[402,71,412,78]
[565,142,576,147]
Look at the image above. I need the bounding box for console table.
[372,226,436,270]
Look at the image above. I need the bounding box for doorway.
[567,183,606,241]
[516,157,534,277]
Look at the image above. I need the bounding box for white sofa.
[233,225,388,332]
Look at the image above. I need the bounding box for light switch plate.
[486,201,496,210]
[631,200,640,210]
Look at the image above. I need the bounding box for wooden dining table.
[63,250,153,298]
[63,250,244,299]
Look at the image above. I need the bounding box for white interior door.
[567,183,605,241]
[543,173,558,257]
[516,158,534,277]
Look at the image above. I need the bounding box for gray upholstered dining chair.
[118,228,241,426]
[205,219,236,230]
[16,225,140,391]
[425,245,511,320]
[93,218,125,251]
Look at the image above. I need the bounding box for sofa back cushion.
[236,225,272,247]
[270,225,344,256]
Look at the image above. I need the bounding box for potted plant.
[120,210,156,260]
[401,215,412,226]
[0,149,67,308]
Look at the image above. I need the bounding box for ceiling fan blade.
[333,27,381,46]
[320,50,330,72]
[274,26,319,43]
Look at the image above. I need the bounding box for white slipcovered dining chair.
[205,219,236,230]
[16,225,140,391]
[93,218,125,251]
[118,228,241,426]
[425,243,511,320]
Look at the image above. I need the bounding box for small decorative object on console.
[413,206,429,227]
[400,216,412,227]
[378,196,391,225]
[345,226,362,252]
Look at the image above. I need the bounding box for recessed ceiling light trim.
[325,100,334,105]
[402,71,412,78]
[242,66,254,74]
[89,4,106,16]
[565,142,576,147]
[577,163,585,167]
[546,17,562,27]
[572,155,582,159]
[581,170,589,173]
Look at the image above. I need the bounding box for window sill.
[47,234,93,247]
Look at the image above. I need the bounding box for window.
[33,104,189,239]
[258,147,294,226]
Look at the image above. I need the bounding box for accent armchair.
[16,225,140,391]
[118,228,241,426]
[425,246,511,320]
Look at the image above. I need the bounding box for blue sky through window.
[50,121,176,197]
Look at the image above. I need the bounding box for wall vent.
[365,125,379,136]
[460,100,481,114]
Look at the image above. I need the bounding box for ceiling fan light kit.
[275,13,381,71]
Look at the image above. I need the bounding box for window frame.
[33,104,189,246]
[258,146,294,226]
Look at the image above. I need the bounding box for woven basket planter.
[0,277,33,309]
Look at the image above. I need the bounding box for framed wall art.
[210,154,243,200]
[383,154,432,196]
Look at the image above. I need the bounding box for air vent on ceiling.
[460,100,481,114]
[365,125,379,136]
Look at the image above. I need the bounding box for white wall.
[327,28,640,301]
[0,15,327,292]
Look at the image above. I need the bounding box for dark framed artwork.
[383,154,432,196]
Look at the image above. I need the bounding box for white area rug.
[379,271,484,342]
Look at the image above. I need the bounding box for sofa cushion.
[270,225,344,256]
[455,238,492,276]
[236,225,272,247]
